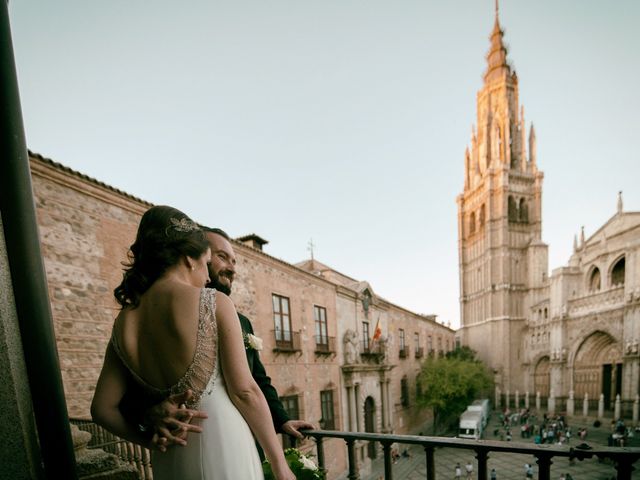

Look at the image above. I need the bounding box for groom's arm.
[238,313,290,431]
[239,313,315,438]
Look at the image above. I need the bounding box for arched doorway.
[533,356,550,399]
[574,331,622,410]
[364,396,376,459]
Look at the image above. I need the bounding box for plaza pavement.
[347,413,639,480]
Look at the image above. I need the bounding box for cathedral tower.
[457,4,547,393]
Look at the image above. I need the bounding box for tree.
[417,348,493,433]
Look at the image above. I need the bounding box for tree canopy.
[417,347,493,432]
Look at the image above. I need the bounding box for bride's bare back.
[113,279,201,390]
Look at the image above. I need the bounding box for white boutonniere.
[244,333,263,351]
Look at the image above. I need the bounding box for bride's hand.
[147,390,208,451]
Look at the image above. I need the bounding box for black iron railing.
[301,430,640,480]
[70,420,640,480]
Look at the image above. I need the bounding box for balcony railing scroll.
[399,345,409,359]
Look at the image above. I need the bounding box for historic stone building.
[28,151,453,477]
[457,10,640,416]
[297,259,453,474]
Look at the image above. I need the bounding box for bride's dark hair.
[114,205,209,308]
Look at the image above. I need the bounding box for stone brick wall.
[30,154,149,418]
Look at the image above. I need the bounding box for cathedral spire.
[484,0,511,83]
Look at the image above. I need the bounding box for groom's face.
[205,232,237,295]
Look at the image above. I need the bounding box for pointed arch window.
[588,267,601,292]
[610,256,625,286]
[508,196,518,222]
[519,198,529,223]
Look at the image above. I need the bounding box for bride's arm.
[91,343,153,447]
[216,293,294,480]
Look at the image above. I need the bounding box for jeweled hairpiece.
[169,217,200,233]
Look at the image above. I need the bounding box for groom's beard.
[206,269,233,296]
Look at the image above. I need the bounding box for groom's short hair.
[202,226,231,241]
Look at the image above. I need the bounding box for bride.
[91,205,294,480]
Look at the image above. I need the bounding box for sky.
[8,1,640,329]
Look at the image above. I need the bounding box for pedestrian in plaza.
[454,462,462,480]
[525,463,534,479]
[490,468,497,480]
[465,461,474,480]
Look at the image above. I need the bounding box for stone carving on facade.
[625,339,639,355]
[343,329,360,364]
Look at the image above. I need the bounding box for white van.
[467,399,490,428]
[459,410,483,440]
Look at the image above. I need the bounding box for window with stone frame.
[314,305,328,347]
[272,294,292,344]
[611,256,625,286]
[589,267,601,291]
[508,195,518,222]
[469,211,476,234]
[400,376,409,407]
[399,328,407,358]
[320,390,335,429]
[281,395,300,448]
[519,198,528,223]
[362,321,370,352]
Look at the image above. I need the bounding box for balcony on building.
[360,339,386,359]
[415,346,424,359]
[272,330,301,353]
[399,345,410,359]
[314,335,336,355]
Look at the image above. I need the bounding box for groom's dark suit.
[238,312,289,431]
[118,312,290,435]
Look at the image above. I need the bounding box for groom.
[120,227,313,450]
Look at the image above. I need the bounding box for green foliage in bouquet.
[262,448,326,480]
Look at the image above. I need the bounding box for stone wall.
[30,154,149,417]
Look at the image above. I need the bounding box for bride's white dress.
[112,288,264,480]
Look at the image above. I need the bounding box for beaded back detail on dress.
[171,288,218,407]
[110,288,218,409]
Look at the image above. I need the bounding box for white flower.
[299,454,318,471]
[246,333,263,351]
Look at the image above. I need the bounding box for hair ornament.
[169,217,200,233]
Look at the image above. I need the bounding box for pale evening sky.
[8,1,640,329]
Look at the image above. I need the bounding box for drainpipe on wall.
[0,2,78,478]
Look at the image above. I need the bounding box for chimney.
[236,233,268,251]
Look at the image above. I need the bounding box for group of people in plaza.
[91,206,313,480]
[495,408,579,446]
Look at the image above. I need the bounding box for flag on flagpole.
[371,317,382,343]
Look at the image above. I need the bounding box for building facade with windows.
[28,151,454,478]
[296,259,454,475]
[457,10,640,415]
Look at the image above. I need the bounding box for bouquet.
[263,448,326,480]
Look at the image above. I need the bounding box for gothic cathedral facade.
[457,9,640,415]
